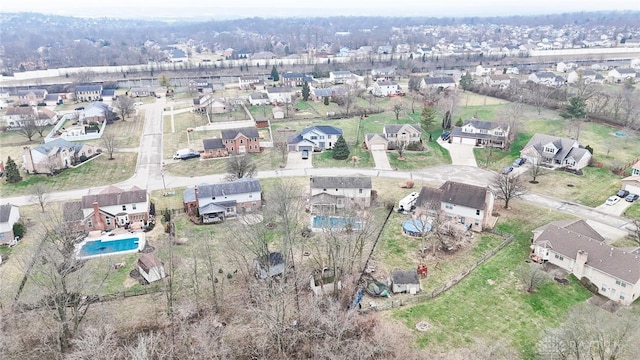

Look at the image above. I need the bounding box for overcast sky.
[2,0,639,20]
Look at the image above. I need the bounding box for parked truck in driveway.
[173,148,200,160]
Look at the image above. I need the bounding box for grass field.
[163,148,281,176]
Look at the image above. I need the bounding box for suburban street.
[0,99,635,241]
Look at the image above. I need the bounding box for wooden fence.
[359,233,514,313]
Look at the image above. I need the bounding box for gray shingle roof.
[439,181,489,210]
[194,178,262,199]
[383,123,421,134]
[391,270,420,285]
[32,138,84,156]
[220,127,259,140]
[81,186,147,209]
[464,119,499,130]
[75,85,103,92]
[534,220,640,284]
[301,125,343,136]
[203,138,224,150]
[423,76,455,84]
[266,86,293,93]
[310,176,372,189]
[0,204,17,223]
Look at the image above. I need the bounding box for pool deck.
[76,229,146,260]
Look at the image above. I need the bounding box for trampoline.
[402,219,432,237]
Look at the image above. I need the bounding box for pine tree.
[332,135,350,160]
[459,72,473,91]
[270,65,280,82]
[323,96,330,106]
[301,81,310,101]
[421,106,437,134]
[5,156,22,183]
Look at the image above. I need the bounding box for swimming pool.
[312,215,362,231]
[76,233,145,259]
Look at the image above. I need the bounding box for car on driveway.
[605,196,620,206]
[502,166,514,174]
[301,150,309,159]
[74,106,85,111]
[625,193,639,202]
[616,189,630,198]
[440,131,451,140]
[178,152,200,160]
[513,158,526,167]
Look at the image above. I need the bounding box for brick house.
[17,89,48,105]
[221,127,261,154]
[202,138,228,159]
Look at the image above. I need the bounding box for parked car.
[616,189,630,198]
[179,152,201,160]
[440,131,451,140]
[625,194,639,202]
[605,196,620,206]
[502,166,514,174]
[74,106,85,111]
[301,150,309,159]
[513,158,526,167]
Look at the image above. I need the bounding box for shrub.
[13,222,25,238]
[406,142,424,151]
[79,155,88,162]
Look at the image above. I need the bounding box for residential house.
[254,252,285,279]
[520,133,592,170]
[377,45,393,55]
[620,160,640,195]
[169,49,187,63]
[475,65,496,76]
[202,138,228,159]
[383,124,422,148]
[249,92,270,106]
[138,253,166,284]
[450,119,509,149]
[530,219,640,306]
[272,106,285,119]
[251,51,277,60]
[287,125,343,152]
[78,185,150,231]
[0,204,20,244]
[607,68,638,83]
[556,62,577,73]
[414,181,495,232]
[528,72,565,86]
[17,89,47,105]
[371,80,402,97]
[183,178,263,223]
[310,88,334,102]
[390,270,421,294]
[193,94,226,114]
[364,133,389,151]
[130,87,152,97]
[22,138,99,174]
[221,127,261,154]
[37,108,58,126]
[265,87,295,104]
[3,106,36,127]
[308,176,372,213]
[44,93,64,106]
[419,77,457,91]
[239,76,263,90]
[484,74,511,88]
[329,71,359,85]
[102,89,116,101]
[281,72,307,87]
[567,69,603,84]
[75,85,103,102]
[187,79,211,94]
[81,102,112,123]
[632,160,640,177]
[371,67,396,81]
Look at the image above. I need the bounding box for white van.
[173,148,192,160]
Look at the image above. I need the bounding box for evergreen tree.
[332,135,350,160]
[323,96,330,106]
[5,156,22,183]
[301,81,310,101]
[459,72,473,91]
[420,106,437,135]
[560,96,586,120]
[270,65,280,82]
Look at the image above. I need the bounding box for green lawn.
[311,144,374,168]
[624,203,640,218]
[388,142,451,170]
[163,148,281,176]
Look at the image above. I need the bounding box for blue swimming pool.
[77,236,142,258]
[312,216,362,230]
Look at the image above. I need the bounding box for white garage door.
[624,184,640,195]
[370,144,386,151]
[460,137,476,145]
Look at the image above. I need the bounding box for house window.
[359,189,362,194]
[479,129,488,134]
[445,203,453,209]
[616,280,627,288]
[620,294,625,301]
[132,204,137,210]
[311,136,318,140]
[212,196,216,200]
[323,188,327,191]
[106,218,111,225]
[122,205,127,211]
[88,219,93,228]
[460,217,465,224]
[336,189,339,192]
[240,139,244,144]
[554,254,564,261]
[0,234,5,241]
[476,209,480,215]
[226,207,233,213]
[601,285,607,292]
[249,194,252,198]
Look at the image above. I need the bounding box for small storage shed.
[390,270,421,294]
[138,253,166,284]
[254,252,285,279]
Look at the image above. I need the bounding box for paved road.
[0,100,634,241]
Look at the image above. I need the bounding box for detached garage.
[622,176,640,196]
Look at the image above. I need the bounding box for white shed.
[390,270,421,294]
[138,253,166,284]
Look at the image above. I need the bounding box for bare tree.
[493,173,527,209]
[395,141,407,159]
[113,95,136,120]
[528,156,546,183]
[29,183,50,212]
[526,82,559,115]
[272,130,289,166]
[66,325,121,360]
[539,303,640,360]
[392,102,403,120]
[518,263,550,293]
[497,102,523,146]
[225,155,257,180]
[101,133,119,160]
[630,218,640,247]
[18,118,38,141]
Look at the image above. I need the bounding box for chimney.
[92,201,106,231]
[194,185,199,208]
[574,250,588,278]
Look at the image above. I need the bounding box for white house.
[383,123,422,147]
[248,92,270,106]
[520,133,592,171]
[138,253,166,284]
[621,160,640,195]
[414,181,495,232]
[528,72,565,86]
[484,74,511,88]
[475,65,496,76]
[0,204,20,244]
[567,69,602,84]
[371,67,396,81]
[450,119,509,149]
[309,176,372,213]
[265,87,295,104]
[607,68,638,83]
[530,219,640,306]
[183,178,262,224]
[371,80,402,97]
[287,125,343,152]
[419,77,456,91]
[329,71,361,85]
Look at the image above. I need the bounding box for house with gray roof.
[528,72,565,86]
[17,89,48,105]
[22,138,99,174]
[78,185,150,231]
[265,86,295,103]
[249,92,270,106]
[183,178,262,224]
[308,175,372,213]
[450,119,509,149]
[414,181,495,231]
[202,138,228,159]
[531,219,640,305]
[419,76,457,91]
[520,133,592,171]
[287,125,343,152]
[0,204,20,245]
[310,88,334,102]
[383,124,421,148]
[75,85,103,102]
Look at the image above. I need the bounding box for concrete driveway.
[594,198,633,216]
[285,151,312,169]
[372,150,392,170]
[437,138,477,167]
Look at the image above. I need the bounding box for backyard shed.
[254,252,285,279]
[138,253,166,284]
[390,270,421,294]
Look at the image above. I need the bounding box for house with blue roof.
[183,178,262,224]
[22,138,99,174]
[287,125,343,152]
